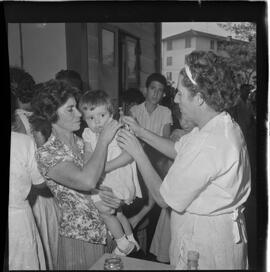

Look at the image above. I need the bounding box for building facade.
[162,29,236,87]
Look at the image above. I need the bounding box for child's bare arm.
[105,151,133,173]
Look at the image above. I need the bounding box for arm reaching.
[105,150,133,173]
[117,129,168,208]
[122,116,176,159]
[47,119,122,191]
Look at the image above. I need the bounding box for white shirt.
[9,132,44,208]
[130,102,172,136]
[82,128,142,203]
[160,112,251,269]
[160,111,251,215]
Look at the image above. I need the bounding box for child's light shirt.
[82,127,142,204]
[130,102,172,136]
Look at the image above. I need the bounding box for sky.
[162,22,234,39]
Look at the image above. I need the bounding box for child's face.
[82,104,111,134]
[145,80,165,105]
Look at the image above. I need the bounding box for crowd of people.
[8,50,256,270]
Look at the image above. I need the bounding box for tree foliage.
[218,23,256,86]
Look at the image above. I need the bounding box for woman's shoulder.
[37,134,67,163]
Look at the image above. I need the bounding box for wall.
[8,23,67,83]
[8,22,159,100]
[86,22,159,98]
[111,23,158,92]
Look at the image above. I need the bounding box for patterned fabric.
[36,133,107,244]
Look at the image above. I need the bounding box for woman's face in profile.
[174,74,196,123]
[55,97,82,132]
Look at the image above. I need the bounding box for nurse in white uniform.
[118,50,251,270]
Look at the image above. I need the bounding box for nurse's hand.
[117,129,144,161]
[98,186,122,210]
[122,116,143,137]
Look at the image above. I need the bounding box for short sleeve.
[36,146,66,180]
[160,145,217,213]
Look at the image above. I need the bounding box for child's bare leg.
[94,201,135,255]
[117,209,140,250]
[116,209,133,236]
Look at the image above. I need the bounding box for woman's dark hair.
[10,67,35,103]
[145,73,167,90]
[79,90,114,116]
[55,69,83,91]
[240,84,253,102]
[120,88,145,105]
[30,79,79,140]
[180,50,239,112]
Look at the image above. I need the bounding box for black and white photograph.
[3,1,267,271]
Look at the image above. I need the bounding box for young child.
[79,90,142,256]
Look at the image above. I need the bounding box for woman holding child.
[31,80,122,270]
[118,51,251,269]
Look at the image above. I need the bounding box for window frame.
[185,36,191,48]
[167,56,172,66]
[210,39,215,50]
[167,40,173,51]
[99,25,117,67]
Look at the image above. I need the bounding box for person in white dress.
[9,91,46,270]
[10,67,59,269]
[118,51,251,269]
[150,117,195,263]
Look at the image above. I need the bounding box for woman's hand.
[122,116,142,137]
[99,118,122,145]
[117,129,144,160]
[98,186,122,210]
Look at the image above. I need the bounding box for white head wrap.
[185,65,197,86]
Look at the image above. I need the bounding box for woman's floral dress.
[36,133,107,244]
